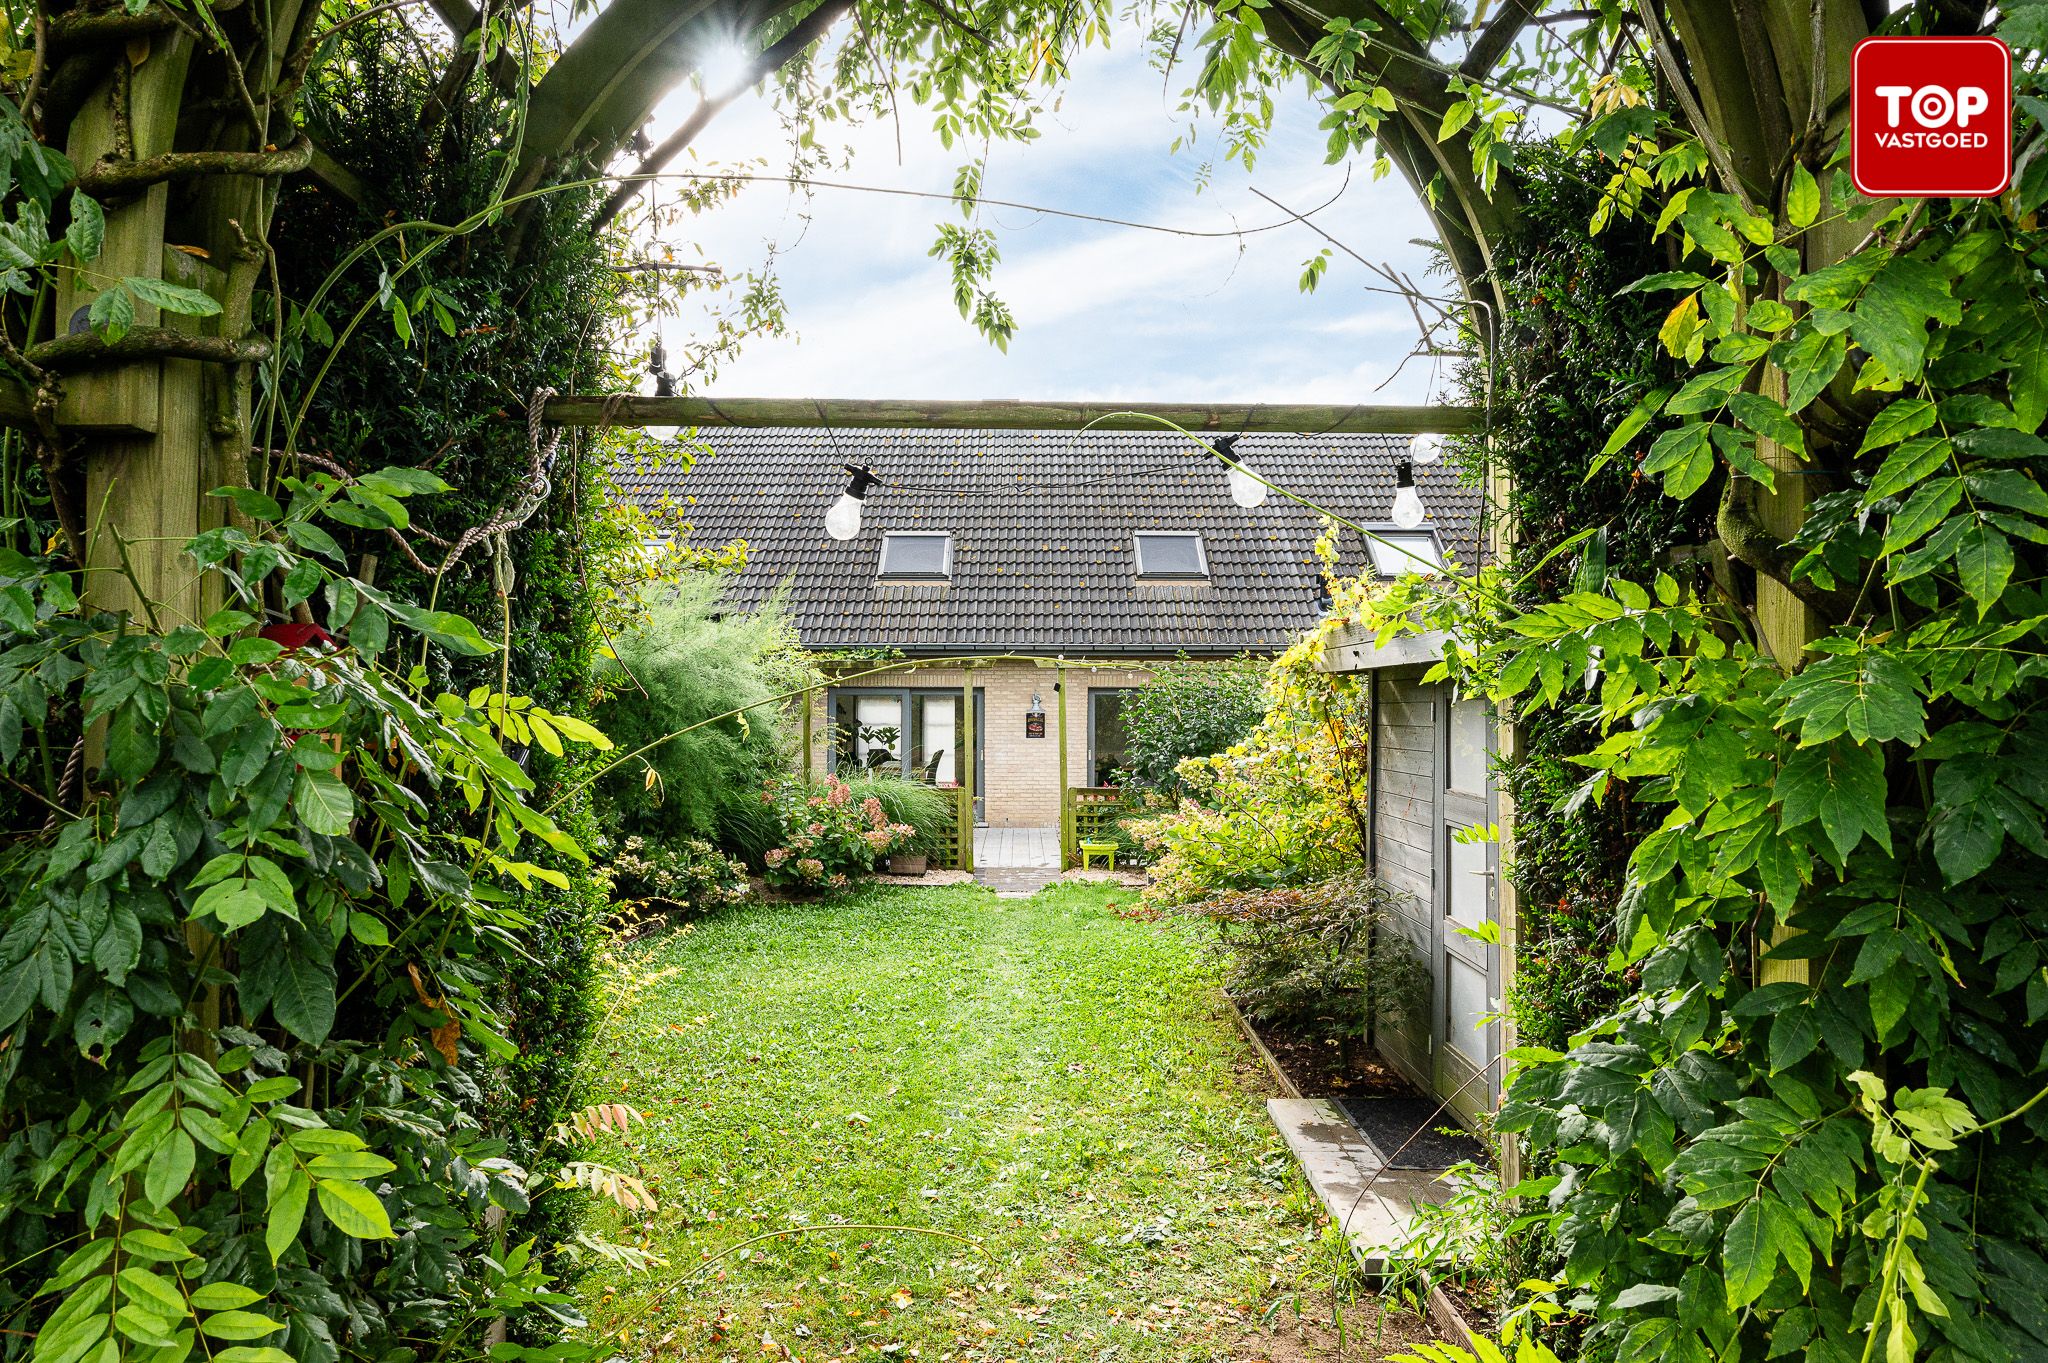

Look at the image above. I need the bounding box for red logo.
[1851,37,2011,198]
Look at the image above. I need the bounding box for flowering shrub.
[759,777,918,890]
[609,835,751,914]
[1132,597,1373,905]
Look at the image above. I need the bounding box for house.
[614,422,1482,814]
[612,419,1500,1127]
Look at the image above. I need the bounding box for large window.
[1132,531,1209,580]
[1365,529,1443,577]
[877,532,953,581]
[830,687,981,787]
[1088,688,1136,786]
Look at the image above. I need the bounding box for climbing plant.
[1364,45,2048,1361]
[1456,141,1711,1053]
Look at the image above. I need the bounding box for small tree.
[1117,656,1266,793]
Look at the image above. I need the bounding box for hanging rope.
[441,386,566,577]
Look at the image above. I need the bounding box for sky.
[626,16,1464,406]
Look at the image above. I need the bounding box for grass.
[572,880,1432,1362]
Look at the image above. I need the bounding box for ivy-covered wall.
[1462,145,1714,1052]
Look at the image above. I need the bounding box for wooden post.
[1056,663,1070,866]
[960,666,975,873]
[801,687,814,779]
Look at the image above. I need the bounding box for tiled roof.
[610,427,1485,657]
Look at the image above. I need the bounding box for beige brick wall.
[796,660,1157,827]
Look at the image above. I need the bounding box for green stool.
[1078,840,1118,871]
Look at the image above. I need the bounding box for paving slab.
[1266,1097,1446,1275]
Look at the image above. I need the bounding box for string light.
[1407,431,1444,465]
[1211,436,1270,510]
[825,466,880,541]
[1392,458,1426,529]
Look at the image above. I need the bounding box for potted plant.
[885,847,929,876]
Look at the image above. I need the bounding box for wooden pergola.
[539,395,1486,433]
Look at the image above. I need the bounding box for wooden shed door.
[1437,693,1500,1116]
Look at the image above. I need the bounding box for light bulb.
[825,492,864,541]
[1392,484,1426,529]
[1227,464,1270,509]
[1408,432,1444,465]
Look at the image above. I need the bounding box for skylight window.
[1366,529,1444,578]
[877,531,952,581]
[1133,532,1209,580]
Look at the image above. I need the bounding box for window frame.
[1363,527,1444,578]
[1131,531,1210,581]
[876,531,954,582]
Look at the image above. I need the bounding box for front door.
[1436,692,1499,1121]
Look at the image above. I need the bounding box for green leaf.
[1932,800,2004,883]
[1963,468,2048,516]
[264,1169,308,1263]
[271,950,336,1045]
[307,1150,396,1180]
[67,194,105,262]
[1773,328,1847,412]
[124,276,222,318]
[1857,398,1937,455]
[198,1311,286,1341]
[1773,652,1926,746]
[88,287,134,343]
[187,1284,264,1312]
[1786,163,1820,228]
[1776,741,1892,859]
[142,1129,194,1209]
[292,767,354,836]
[1723,1198,1778,1307]
[314,1179,394,1239]
[1868,436,1952,501]
[1728,391,1806,458]
[1954,523,2014,613]
[1882,476,1962,552]
[1620,270,1708,295]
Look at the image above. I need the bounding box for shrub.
[1130,637,1371,904]
[759,776,919,890]
[1116,657,1266,793]
[589,577,818,859]
[834,773,957,858]
[610,836,752,914]
[1196,874,1427,1048]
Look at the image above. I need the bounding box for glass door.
[830,687,985,821]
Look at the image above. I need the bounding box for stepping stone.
[1265,1097,1448,1275]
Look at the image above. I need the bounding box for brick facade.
[800,660,1157,827]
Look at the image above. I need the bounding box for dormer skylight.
[1366,529,1443,577]
[1133,531,1209,581]
[877,531,952,581]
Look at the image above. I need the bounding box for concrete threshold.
[1266,1097,1447,1276]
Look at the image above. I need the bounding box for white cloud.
[630,14,1453,407]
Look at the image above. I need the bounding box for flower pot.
[886,853,929,876]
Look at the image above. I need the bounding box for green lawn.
[571,880,1431,1362]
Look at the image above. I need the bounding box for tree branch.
[1459,0,1536,80]
[27,328,272,374]
[72,136,313,197]
[1716,473,1852,623]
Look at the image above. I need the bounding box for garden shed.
[1317,621,1504,1127]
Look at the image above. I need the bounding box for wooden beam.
[540,395,1487,435]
